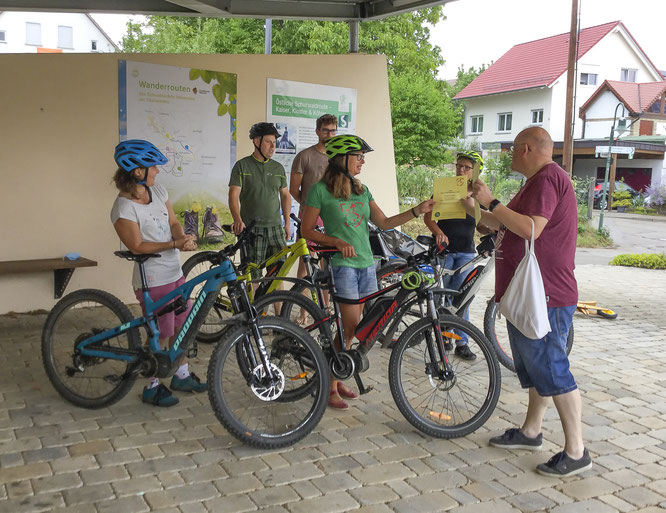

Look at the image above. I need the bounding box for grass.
[576,219,614,248]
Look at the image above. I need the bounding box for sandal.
[337,382,358,400]
[328,391,349,410]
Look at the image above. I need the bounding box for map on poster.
[266,78,357,240]
[118,60,237,248]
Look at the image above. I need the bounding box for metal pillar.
[265,19,272,54]
[598,103,626,232]
[349,20,359,53]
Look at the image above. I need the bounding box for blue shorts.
[507,305,577,397]
[332,265,378,300]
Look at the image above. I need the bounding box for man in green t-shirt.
[228,122,291,274]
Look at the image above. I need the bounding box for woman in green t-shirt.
[302,134,434,409]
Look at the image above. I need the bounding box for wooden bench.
[0,257,98,299]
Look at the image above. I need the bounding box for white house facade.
[0,12,117,53]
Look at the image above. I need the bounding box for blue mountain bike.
[41,221,330,449]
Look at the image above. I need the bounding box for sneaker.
[183,210,199,238]
[142,383,179,407]
[444,340,453,351]
[536,449,592,477]
[454,344,477,360]
[490,428,543,450]
[170,372,208,393]
[202,206,224,243]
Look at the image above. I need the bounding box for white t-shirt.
[110,183,182,290]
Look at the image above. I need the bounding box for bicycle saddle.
[114,251,162,263]
[416,235,435,245]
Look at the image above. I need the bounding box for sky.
[93,0,666,80]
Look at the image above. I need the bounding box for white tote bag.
[498,218,551,339]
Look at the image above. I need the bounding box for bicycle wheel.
[182,251,232,342]
[207,317,329,449]
[254,289,334,349]
[389,315,501,438]
[41,289,141,409]
[484,295,574,372]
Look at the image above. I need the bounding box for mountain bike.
[254,244,502,439]
[371,229,574,373]
[41,220,329,449]
[181,215,325,343]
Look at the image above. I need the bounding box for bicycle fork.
[423,291,455,383]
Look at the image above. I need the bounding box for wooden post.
[562,0,579,176]
[608,154,617,211]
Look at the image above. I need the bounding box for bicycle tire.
[41,289,141,409]
[484,295,574,372]
[207,316,329,449]
[182,251,232,343]
[388,315,501,438]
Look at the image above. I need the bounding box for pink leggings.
[135,276,191,339]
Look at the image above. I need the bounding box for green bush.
[395,163,454,202]
[609,253,666,270]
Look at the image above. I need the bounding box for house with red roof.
[455,21,666,189]
[455,21,662,143]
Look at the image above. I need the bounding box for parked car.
[593,180,639,208]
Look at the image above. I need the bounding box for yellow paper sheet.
[432,176,467,220]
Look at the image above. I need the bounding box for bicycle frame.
[77,260,237,364]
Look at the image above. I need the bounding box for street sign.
[595,146,635,159]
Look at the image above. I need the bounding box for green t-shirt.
[306,181,374,268]
[228,155,287,227]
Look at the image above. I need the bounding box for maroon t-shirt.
[495,162,578,307]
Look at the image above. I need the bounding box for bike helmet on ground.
[114,139,168,173]
[456,150,484,172]
[249,122,280,140]
[325,135,373,159]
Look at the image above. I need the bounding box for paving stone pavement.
[1,264,666,513]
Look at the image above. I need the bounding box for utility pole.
[265,19,272,54]
[562,0,579,175]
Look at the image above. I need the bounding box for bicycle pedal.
[187,341,198,359]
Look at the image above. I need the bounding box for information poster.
[118,60,237,247]
[266,79,357,240]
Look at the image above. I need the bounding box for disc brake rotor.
[250,362,285,401]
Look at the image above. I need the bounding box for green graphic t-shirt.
[228,155,287,227]
[306,181,374,268]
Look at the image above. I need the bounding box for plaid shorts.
[247,225,286,279]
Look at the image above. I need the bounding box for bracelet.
[488,199,501,212]
[411,207,418,218]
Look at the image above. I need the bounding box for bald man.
[469,127,590,477]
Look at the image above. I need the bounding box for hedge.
[609,253,666,270]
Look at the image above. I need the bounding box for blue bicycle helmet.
[114,139,168,173]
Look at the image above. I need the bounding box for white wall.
[464,87,552,143]
[582,90,626,139]
[0,12,115,53]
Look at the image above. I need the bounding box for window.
[470,115,483,134]
[0,31,6,43]
[91,40,98,51]
[621,68,637,82]
[25,22,41,46]
[58,26,73,49]
[497,112,512,132]
[531,109,544,125]
[580,73,598,86]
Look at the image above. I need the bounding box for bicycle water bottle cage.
[114,251,162,263]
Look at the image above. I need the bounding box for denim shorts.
[332,265,378,300]
[507,305,577,397]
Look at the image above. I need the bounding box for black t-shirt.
[437,214,476,253]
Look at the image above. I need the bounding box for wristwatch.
[488,199,501,212]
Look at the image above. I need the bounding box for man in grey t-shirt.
[290,114,337,282]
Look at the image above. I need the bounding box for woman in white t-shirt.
[111,139,206,407]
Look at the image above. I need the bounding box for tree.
[120,10,461,165]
